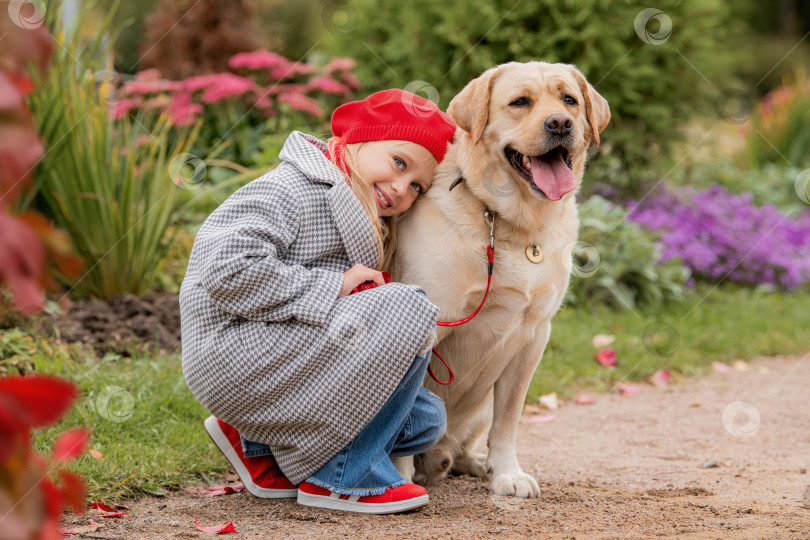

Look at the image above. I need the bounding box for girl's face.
[355,140,438,217]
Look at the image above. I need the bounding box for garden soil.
[35,291,182,357]
[60,353,810,539]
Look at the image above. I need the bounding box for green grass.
[30,286,810,499]
[531,284,810,398]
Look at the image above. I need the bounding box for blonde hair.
[327,138,398,272]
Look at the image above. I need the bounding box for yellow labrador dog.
[393,62,610,497]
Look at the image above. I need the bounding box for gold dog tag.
[525,244,544,263]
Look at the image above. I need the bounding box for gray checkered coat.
[179,131,439,484]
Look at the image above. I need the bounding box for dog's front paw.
[490,472,541,498]
[452,451,488,478]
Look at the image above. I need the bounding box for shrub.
[139,0,263,78]
[566,196,689,312]
[0,374,89,539]
[743,71,810,170]
[0,2,82,317]
[628,185,810,290]
[329,0,737,196]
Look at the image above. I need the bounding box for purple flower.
[628,185,810,289]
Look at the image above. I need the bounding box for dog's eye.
[563,95,578,106]
[509,97,530,107]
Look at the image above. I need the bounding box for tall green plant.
[27,2,201,298]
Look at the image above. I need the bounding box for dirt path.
[62,354,810,539]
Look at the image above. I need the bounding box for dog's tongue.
[529,148,577,201]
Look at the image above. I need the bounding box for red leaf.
[573,393,596,405]
[53,428,90,462]
[616,382,643,397]
[98,512,128,518]
[58,470,86,513]
[646,369,671,387]
[595,348,617,368]
[88,502,117,512]
[0,375,78,429]
[195,517,238,534]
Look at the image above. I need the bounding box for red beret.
[331,89,456,163]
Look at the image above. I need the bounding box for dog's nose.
[544,114,573,136]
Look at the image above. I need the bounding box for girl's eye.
[411,182,424,195]
[393,156,405,169]
[563,95,577,106]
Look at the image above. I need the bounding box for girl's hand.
[339,264,386,298]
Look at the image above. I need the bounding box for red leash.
[428,211,496,385]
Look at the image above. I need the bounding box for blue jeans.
[241,346,446,495]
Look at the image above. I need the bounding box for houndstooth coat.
[179,131,439,484]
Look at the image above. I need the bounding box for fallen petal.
[89,449,103,460]
[538,392,559,410]
[88,502,117,512]
[711,361,732,373]
[616,382,643,397]
[592,334,615,348]
[99,512,128,518]
[520,414,557,424]
[194,517,238,534]
[573,393,596,405]
[733,360,749,371]
[595,348,617,368]
[647,369,671,387]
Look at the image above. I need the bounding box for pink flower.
[181,74,224,93]
[270,62,316,81]
[325,57,356,72]
[200,73,256,104]
[122,79,182,96]
[340,71,362,90]
[278,92,323,116]
[595,348,617,368]
[169,92,203,126]
[306,76,351,96]
[229,50,288,70]
[113,96,142,120]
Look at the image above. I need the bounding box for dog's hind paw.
[490,472,541,498]
[452,451,489,478]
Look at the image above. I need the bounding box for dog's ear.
[569,66,610,147]
[448,66,501,145]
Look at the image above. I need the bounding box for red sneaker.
[296,481,429,514]
[204,416,298,498]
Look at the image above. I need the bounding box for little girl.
[179,89,457,514]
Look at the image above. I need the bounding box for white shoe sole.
[297,490,429,514]
[203,416,298,499]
